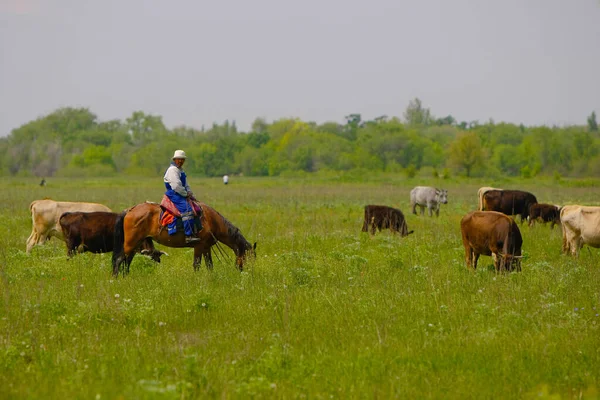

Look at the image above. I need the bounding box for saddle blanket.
[159,195,203,234]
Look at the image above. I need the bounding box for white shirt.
[164,164,190,197]
[223,175,229,184]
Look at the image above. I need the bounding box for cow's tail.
[112,211,127,276]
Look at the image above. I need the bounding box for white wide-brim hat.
[172,150,187,159]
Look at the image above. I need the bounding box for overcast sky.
[1,0,599,136]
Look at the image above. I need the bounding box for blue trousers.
[165,190,195,236]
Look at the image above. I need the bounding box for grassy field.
[1,175,599,399]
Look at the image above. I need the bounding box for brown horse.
[112,202,256,276]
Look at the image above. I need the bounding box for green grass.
[1,175,599,399]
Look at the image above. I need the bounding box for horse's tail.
[112,211,127,276]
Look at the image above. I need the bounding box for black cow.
[528,203,561,229]
[59,211,166,261]
[362,205,414,236]
[482,190,538,223]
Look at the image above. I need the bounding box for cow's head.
[436,189,448,204]
[497,252,522,272]
[141,249,169,263]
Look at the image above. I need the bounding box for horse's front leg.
[193,246,203,271]
[204,251,214,271]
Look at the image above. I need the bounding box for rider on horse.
[163,150,201,244]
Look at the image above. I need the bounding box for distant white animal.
[410,186,448,217]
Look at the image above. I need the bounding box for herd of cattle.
[27,199,166,262]
[25,184,600,273]
[362,185,600,272]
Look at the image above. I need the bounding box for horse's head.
[235,240,257,271]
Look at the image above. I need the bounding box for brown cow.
[362,205,414,236]
[59,211,166,262]
[482,189,538,223]
[27,199,112,253]
[528,203,561,229]
[460,211,523,272]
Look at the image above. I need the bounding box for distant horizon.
[2,0,599,136]
[3,102,595,136]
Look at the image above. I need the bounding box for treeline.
[1,100,598,178]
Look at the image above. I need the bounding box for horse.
[112,202,256,276]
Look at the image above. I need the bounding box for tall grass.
[0,176,599,399]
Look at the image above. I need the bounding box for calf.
[27,199,112,253]
[528,203,561,229]
[362,205,414,237]
[410,186,448,217]
[59,211,165,262]
[460,211,523,272]
[560,205,600,257]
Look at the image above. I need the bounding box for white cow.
[560,205,600,256]
[410,186,448,217]
[26,199,112,253]
[477,186,503,211]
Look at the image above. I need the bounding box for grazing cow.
[410,186,448,217]
[362,205,414,236]
[477,186,502,211]
[560,205,600,257]
[27,199,112,253]
[59,211,166,262]
[528,203,561,229]
[482,189,537,223]
[460,211,523,272]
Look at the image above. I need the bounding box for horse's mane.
[214,208,251,249]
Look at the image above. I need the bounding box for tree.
[125,111,167,145]
[403,98,432,126]
[435,115,456,126]
[448,132,485,177]
[588,111,598,132]
[342,113,362,140]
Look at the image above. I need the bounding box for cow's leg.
[370,217,376,235]
[473,252,480,270]
[562,227,569,254]
[361,216,369,232]
[419,205,425,216]
[65,238,77,258]
[464,246,473,269]
[411,201,417,215]
[493,253,500,271]
[435,205,440,217]
[574,237,583,257]
[26,228,38,253]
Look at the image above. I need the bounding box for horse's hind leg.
[125,254,134,275]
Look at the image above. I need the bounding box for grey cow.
[410,186,448,217]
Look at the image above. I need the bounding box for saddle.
[159,195,203,234]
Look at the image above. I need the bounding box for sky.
[1,0,599,136]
